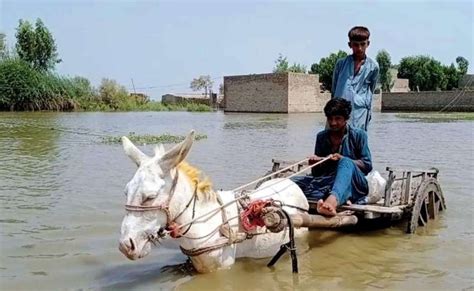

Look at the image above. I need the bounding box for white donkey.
[119,130,309,273]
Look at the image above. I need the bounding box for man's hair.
[348,26,370,42]
[324,98,352,120]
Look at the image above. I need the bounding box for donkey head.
[118,131,195,260]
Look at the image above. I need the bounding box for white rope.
[174,155,333,231]
[438,78,473,113]
[231,158,309,192]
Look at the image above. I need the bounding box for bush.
[0,58,78,110]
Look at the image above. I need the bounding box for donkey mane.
[177,161,216,201]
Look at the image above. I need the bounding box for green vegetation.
[397,112,474,121]
[190,75,214,97]
[376,50,393,92]
[15,19,61,71]
[273,54,307,73]
[101,132,208,144]
[398,55,469,91]
[310,50,348,91]
[0,18,212,112]
[279,49,470,94]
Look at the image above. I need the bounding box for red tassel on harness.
[241,200,271,232]
[166,222,181,238]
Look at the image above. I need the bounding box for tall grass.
[0,58,77,110]
[0,58,212,112]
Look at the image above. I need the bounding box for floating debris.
[397,112,474,121]
[101,132,208,144]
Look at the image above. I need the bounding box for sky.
[1,0,473,100]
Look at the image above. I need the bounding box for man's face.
[327,115,347,132]
[348,40,369,58]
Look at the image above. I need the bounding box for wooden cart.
[262,159,447,234]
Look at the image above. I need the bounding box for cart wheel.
[407,178,446,234]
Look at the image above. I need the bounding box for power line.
[438,77,473,113]
[0,76,223,92]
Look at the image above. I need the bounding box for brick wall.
[288,73,329,112]
[382,90,474,111]
[223,73,288,112]
[224,72,329,113]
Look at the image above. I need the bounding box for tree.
[376,50,393,92]
[456,56,469,75]
[273,54,289,73]
[443,63,459,90]
[310,50,348,91]
[190,75,214,97]
[0,33,6,59]
[98,78,129,109]
[273,54,306,73]
[15,18,61,71]
[288,63,307,73]
[398,56,446,91]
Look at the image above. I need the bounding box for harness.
[124,156,332,260]
[124,169,252,257]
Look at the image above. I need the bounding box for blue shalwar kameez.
[291,125,372,206]
[331,55,379,131]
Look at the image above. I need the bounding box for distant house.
[129,93,149,104]
[161,93,223,106]
[391,78,410,93]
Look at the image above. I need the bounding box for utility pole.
[131,78,136,94]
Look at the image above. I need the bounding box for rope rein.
[172,155,332,232]
[127,155,332,258]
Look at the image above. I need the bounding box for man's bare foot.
[316,195,337,217]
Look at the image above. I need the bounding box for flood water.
[0,111,472,290]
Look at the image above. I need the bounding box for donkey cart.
[259,159,447,234]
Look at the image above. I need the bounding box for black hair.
[348,26,370,42]
[324,98,352,120]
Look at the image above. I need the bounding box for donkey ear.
[121,136,149,166]
[154,144,166,157]
[160,130,195,170]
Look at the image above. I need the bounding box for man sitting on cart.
[291,98,372,216]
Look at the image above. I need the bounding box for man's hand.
[308,155,322,165]
[330,153,343,161]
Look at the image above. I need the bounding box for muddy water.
[0,111,472,290]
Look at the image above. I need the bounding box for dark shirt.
[311,124,372,177]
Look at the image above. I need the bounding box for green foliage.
[288,63,307,73]
[376,50,393,92]
[1,18,213,112]
[398,56,445,91]
[273,54,306,73]
[273,54,289,73]
[15,19,61,71]
[397,112,474,121]
[190,75,214,97]
[0,58,78,110]
[97,78,130,109]
[456,56,469,75]
[310,50,348,91]
[398,55,468,91]
[443,64,459,91]
[0,33,6,59]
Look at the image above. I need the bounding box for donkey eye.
[143,193,157,203]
